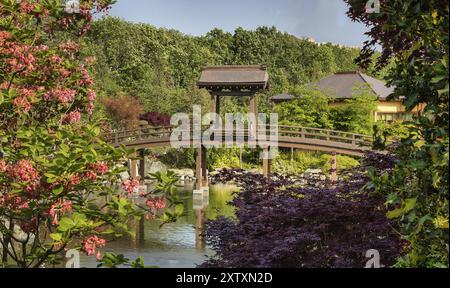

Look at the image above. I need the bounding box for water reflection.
[193,189,208,251]
[79,182,238,268]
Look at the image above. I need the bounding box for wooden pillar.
[215,96,221,117]
[263,147,271,177]
[331,152,337,182]
[291,147,294,162]
[211,94,216,114]
[195,146,207,189]
[201,146,208,187]
[195,147,202,190]
[130,152,138,180]
[250,95,259,141]
[249,95,258,120]
[248,95,259,144]
[138,149,145,184]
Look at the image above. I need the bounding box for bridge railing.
[274,125,372,147]
[103,125,373,149]
[104,126,175,145]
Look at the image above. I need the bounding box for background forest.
[84,17,387,115]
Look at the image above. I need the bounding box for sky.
[107,0,370,48]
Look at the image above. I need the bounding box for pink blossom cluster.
[19,1,37,13]
[2,43,36,74]
[0,31,12,46]
[89,162,109,175]
[62,111,81,124]
[78,66,94,86]
[69,173,82,186]
[12,88,37,113]
[59,68,72,78]
[20,87,36,98]
[6,160,39,182]
[24,182,40,199]
[81,235,106,260]
[84,171,97,181]
[12,96,31,113]
[44,88,77,104]
[49,199,73,225]
[58,41,79,53]
[122,178,139,194]
[0,160,6,173]
[86,89,96,114]
[87,89,96,102]
[0,194,30,211]
[145,197,166,220]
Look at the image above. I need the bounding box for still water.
[79,182,238,268]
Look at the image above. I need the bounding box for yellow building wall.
[377,101,405,113]
[330,100,425,122]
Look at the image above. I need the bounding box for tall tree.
[345,0,449,267]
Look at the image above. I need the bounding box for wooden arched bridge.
[104,64,375,189]
[105,125,372,156]
[104,125,373,188]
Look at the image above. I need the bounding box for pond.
[79,182,239,268]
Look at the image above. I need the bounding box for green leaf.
[387,198,417,219]
[58,217,75,232]
[50,233,62,242]
[175,204,184,216]
[52,185,64,195]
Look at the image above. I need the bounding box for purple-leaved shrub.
[200,152,405,268]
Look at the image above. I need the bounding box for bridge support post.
[195,146,208,190]
[250,95,258,130]
[215,96,221,116]
[130,152,138,180]
[139,149,146,184]
[211,94,216,114]
[263,147,271,177]
[331,152,337,183]
[201,147,208,187]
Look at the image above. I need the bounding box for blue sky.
[108,0,369,47]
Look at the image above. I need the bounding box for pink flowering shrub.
[0,0,184,268]
[0,0,142,268]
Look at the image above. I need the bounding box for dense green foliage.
[273,85,377,134]
[274,87,333,129]
[346,0,449,267]
[330,85,378,134]
[84,17,371,115]
[272,151,360,175]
